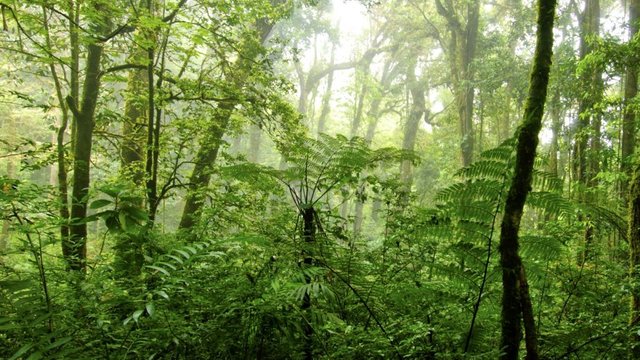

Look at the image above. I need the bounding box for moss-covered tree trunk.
[121,52,148,186]
[435,0,479,167]
[622,0,640,187]
[498,0,556,358]
[179,103,234,230]
[400,60,426,187]
[68,40,105,272]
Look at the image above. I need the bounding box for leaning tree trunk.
[179,103,234,230]
[178,19,276,232]
[499,0,556,358]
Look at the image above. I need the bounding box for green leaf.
[9,343,34,360]
[145,302,155,317]
[127,207,148,222]
[43,336,72,351]
[133,309,144,323]
[26,351,42,360]
[166,254,184,264]
[174,249,190,259]
[146,265,170,276]
[119,212,128,230]
[155,290,169,300]
[89,199,112,209]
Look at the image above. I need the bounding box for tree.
[65,1,114,271]
[627,1,640,356]
[434,0,480,166]
[622,0,639,185]
[178,12,282,231]
[498,0,556,358]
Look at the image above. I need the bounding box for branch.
[98,0,187,42]
[65,96,80,118]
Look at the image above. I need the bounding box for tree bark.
[179,103,234,230]
[629,162,640,356]
[301,206,316,360]
[400,62,426,187]
[121,51,148,186]
[247,124,263,163]
[316,45,336,137]
[622,0,640,189]
[499,0,556,358]
[68,40,105,272]
[435,0,480,167]
[41,5,72,263]
[178,19,276,232]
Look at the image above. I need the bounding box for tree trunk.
[301,206,316,360]
[0,119,15,253]
[629,162,640,356]
[622,0,640,189]
[400,62,426,187]
[435,0,480,167]
[247,124,263,163]
[499,0,556,358]
[178,20,276,232]
[316,45,336,137]
[121,53,148,186]
[179,103,234,230]
[41,5,72,263]
[575,0,601,265]
[349,54,374,138]
[627,2,640,356]
[68,39,105,272]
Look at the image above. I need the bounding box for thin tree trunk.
[301,207,316,360]
[0,120,15,253]
[247,124,263,163]
[41,5,72,262]
[629,162,640,356]
[622,0,640,190]
[499,0,556,358]
[316,45,336,137]
[400,62,426,187]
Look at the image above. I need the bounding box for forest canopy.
[0,0,639,359]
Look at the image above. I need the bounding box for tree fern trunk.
[499,0,556,358]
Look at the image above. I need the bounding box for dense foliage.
[0,0,638,359]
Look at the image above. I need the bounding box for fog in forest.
[1,0,640,358]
